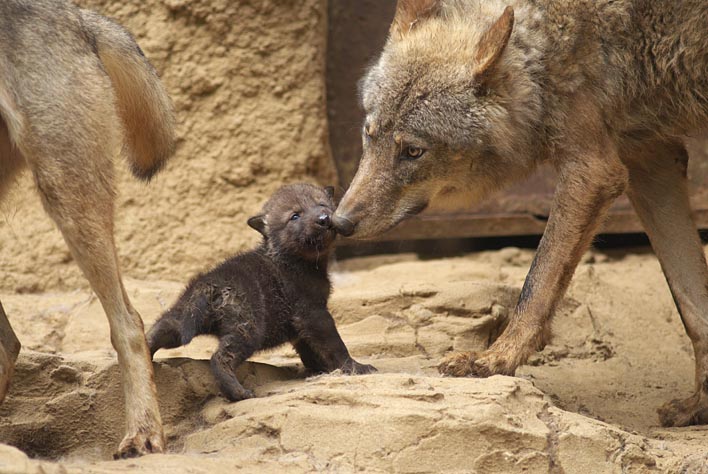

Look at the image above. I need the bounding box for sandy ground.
[1,246,708,473]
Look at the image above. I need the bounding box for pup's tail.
[81,9,176,180]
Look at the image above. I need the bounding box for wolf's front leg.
[440,129,628,377]
[295,310,376,375]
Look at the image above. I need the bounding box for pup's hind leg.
[146,317,183,358]
[147,292,210,358]
[24,93,163,456]
[624,139,708,426]
[210,334,256,401]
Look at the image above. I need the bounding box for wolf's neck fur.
[469,0,708,140]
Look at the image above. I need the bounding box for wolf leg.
[295,310,375,374]
[31,160,165,457]
[623,140,708,426]
[440,125,627,377]
[0,301,20,404]
[0,117,25,199]
[210,334,256,401]
[23,78,164,456]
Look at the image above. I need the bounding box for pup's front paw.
[341,359,377,375]
[223,386,255,402]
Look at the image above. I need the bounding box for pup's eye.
[401,146,426,160]
[290,213,300,221]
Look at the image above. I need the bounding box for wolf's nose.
[331,214,355,236]
[317,214,331,227]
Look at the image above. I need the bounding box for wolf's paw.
[438,350,517,378]
[658,392,708,427]
[114,428,165,459]
[438,351,478,377]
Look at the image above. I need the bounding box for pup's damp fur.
[333,0,708,427]
[0,0,175,458]
[147,184,375,401]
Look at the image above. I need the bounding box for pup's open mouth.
[304,228,336,249]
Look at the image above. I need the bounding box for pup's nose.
[316,214,331,227]
[331,214,356,236]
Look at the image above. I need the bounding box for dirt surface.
[0,0,334,292]
[2,248,708,472]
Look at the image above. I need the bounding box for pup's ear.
[247,215,267,236]
[474,6,514,78]
[390,0,441,41]
[324,186,335,200]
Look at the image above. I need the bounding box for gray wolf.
[332,0,708,426]
[147,183,374,401]
[0,0,175,457]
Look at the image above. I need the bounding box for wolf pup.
[332,0,708,427]
[0,0,175,457]
[147,183,375,401]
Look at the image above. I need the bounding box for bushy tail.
[81,9,176,180]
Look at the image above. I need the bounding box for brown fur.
[147,184,374,402]
[332,0,708,426]
[0,0,176,457]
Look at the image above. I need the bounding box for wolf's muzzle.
[331,214,356,236]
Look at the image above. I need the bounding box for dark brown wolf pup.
[147,183,375,401]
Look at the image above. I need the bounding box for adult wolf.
[0,0,175,457]
[332,0,708,426]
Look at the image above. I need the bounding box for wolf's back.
[80,9,176,180]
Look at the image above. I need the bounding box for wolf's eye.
[290,213,300,221]
[401,146,426,160]
[364,122,374,137]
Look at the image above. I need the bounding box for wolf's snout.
[331,214,356,236]
[316,214,331,228]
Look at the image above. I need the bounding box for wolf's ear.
[324,186,335,200]
[474,6,514,78]
[247,215,267,236]
[390,0,441,40]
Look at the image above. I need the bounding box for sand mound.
[2,249,708,472]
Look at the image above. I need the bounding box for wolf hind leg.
[0,301,21,404]
[623,139,708,426]
[23,73,163,456]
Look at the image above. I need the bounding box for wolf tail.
[81,10,176,181]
